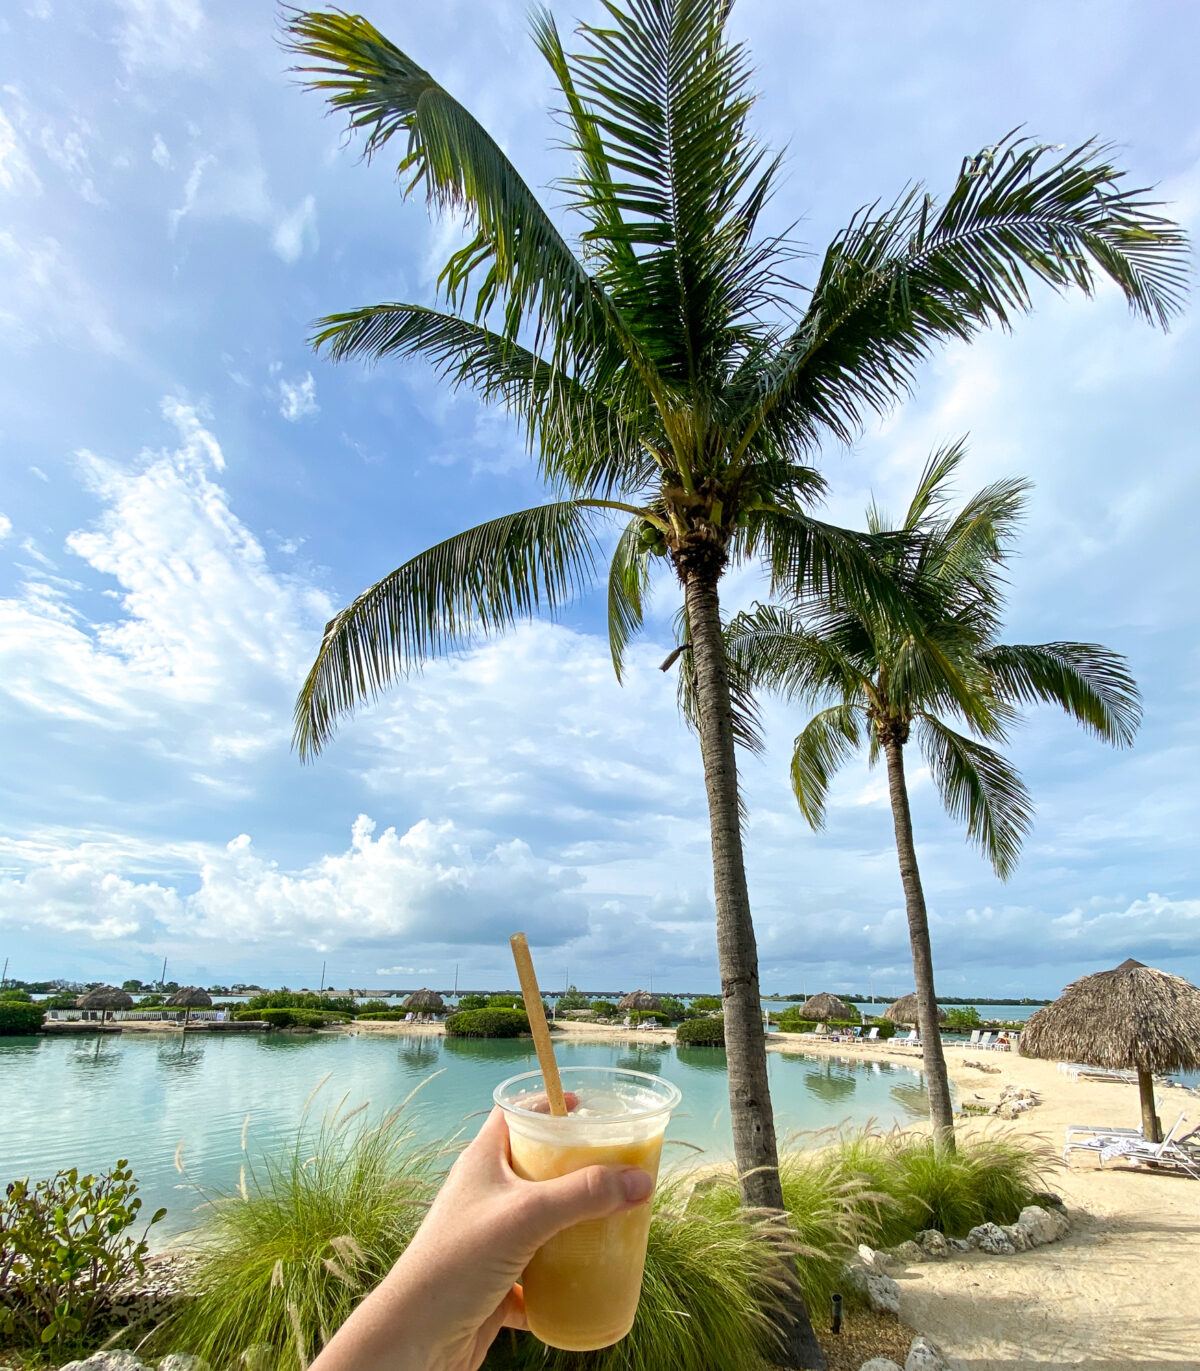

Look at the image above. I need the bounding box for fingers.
[516,1165,654,1248]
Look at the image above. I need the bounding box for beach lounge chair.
[1064,1112,1196,1176]
[977,1032,994,1050]
[864,1027,879,1041]
[965,1030,981,1048]
[895,1029,918,1047]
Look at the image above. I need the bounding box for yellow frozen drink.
[494,1066,681,1351]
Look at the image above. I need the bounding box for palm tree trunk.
[1137,1069,1161,1143]
[881,735,956,1146]
[683,568,825,1370]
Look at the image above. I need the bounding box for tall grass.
[155,1094,440,1370]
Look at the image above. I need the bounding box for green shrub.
[689,995,723,1014]
[0,1002,44,1034]
[870,1019,896,1039]
[244,990,358,1016]
[589,999,617,1016]
[555,985,590,1011]
[675,1015,725,1045]
[774,1010,817,1033]
[629,1009,670,1026]
[657,995,687,1022]
[944,1006,983,1031]
[491,1173,791,1371]
[445,1008,530,1038]
[155,1105,436,1371]
[455,993,489,1011]
[486,993,524,1010]
[234,1008,348,1029]
[0,988,32,1002]
[354,1011,413,1022]
[354,999,394,1015]
[41,992,82,1010]
[0,1161,165,1349]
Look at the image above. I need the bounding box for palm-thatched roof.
[618,989,662,1011]
[401,988,445,1012]
[800,992,854,1021]
[76,985,133,1010]
[882,993,946,1025]
[165,986,212,1008]
[1021,959,1200,1073]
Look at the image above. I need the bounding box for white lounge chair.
[1065,1112,1195,1176]
[977,1031,994,1050]
[864,1026,879,1041]
[964,1030,981,1048]
[896,1029,918,1047]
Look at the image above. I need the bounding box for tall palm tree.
[285,0,1181,1254]
[725,443,1143,1144]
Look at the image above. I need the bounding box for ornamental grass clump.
[158,1098,439,1371]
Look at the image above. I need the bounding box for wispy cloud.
[278,372,318,422]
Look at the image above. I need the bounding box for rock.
[905,1335,950,1371]
[858,1242,890,1269]
[889,1239,925,1264]
[968,1221,1016,1255]
[59,1355,148,1371]
[860,1360,904,1371]
[1015,1204,1066,1247]
[916,1228,949,1258]
[962,1059,1000,1073]
[843,1262,902,1316]
[1002,1222,1031,1252]
[946,1236,971,1253]
[159,1358,210,1371]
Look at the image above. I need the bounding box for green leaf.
[980,642,1141,746]
[788,704,864,830]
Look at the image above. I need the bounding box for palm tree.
[285,0,1181,1256]
[725,442,1143,1143]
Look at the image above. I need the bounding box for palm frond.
[676,605,766,758]
[981,642,1142,746]
[311,303,656,497]
[607,517,655,680]
[902,437,969,532]
[724,603,868,706]
[789,704,864,830]
[918,714,1033,878]
[740,131,1189,456]
[294,502,601,758]
[284,8,654,392]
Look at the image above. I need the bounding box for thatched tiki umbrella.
[1021,959,1200,1143]
[800,992,854,1022]
[617,990,662,1013]
[402,988,446,1016]
[76,985,133,1029]
[883,992,946,1027]
[166,986,212,1032]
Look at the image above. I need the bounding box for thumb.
[518,1166,654,1247]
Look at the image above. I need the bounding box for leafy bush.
[0,988,32,1002]
[455,993,489,1011]
[944,1006,983,1031]
[486,993,524,1010]
[589,999,617,1016]
[354,999,394,1015]
[234,1008,348,1029]
[156,1104,436,1371]
[41,992,82,1010]
[675,1016,725,1045]
[629,1009,670,1026]
[0,1002,44,1035]
[244,990,358,1016]
[445,1008,530,1038]
[555,985,590,1011]
[354,1011,413,1022]
[656,995,687,1022]
[774,1010,817,1033]
[689,995,723,1014]
[0,1161,165,1349]
[490,1173,791,1371]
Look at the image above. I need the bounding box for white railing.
[45,1008,230,1022]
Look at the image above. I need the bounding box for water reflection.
[156,1040,206,1075]
[889,1082,929,1118]
[616,1044,668,1074]
[440,1035,536,1064]
[399,1038,442,1072]
[69,1041,123,1073]
[803,1065,857,1102]
[674,1045,728,1074]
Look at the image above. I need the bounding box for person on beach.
[310,1106,654,1371]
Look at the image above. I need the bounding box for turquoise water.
[0,1031,931,1243]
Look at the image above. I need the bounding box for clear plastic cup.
[494,1065,682,1351]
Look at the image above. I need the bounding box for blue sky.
[1,0,1197,997]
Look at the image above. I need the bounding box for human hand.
[310,1106,654,1371]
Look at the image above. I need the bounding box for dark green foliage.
[454,993,489,1011]
[774,1011,818,1033]
[486,993,525,1010]
[689,995,723,1014]
[555,985,590,1011]
[354,999,394,1015]
[589,999,617,1016]
[354,1011,413,1021]
[629,1010,670,1026]
[675,1016,725,1045]
[0,1003,44,1035]
[944,1006,983,1031]
[40,992,81,1011]
[445,1008,530,1038]
[234,1008,348,1029]
[0,1161,164,1349]
[871,1020,896,1039]
[656,995,687,1022]
[0,988,32,1002]
[244,990,358,1015]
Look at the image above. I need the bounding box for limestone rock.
[858,1242,891,1269]
[992,1084,1039,1119]
[59,1355,148,1371]
[905,1335,950,1371]
[1016,1203,1068,1245]
[1002,1222,1031,1252]
[889,1239,925,1264]
[968,1221,1015,1255]
[860,1360,904,1371]
[916,1228,949,1258]
[946,1236,971,1253]
[159,1358,210,1371]
[843,1262,902,1316]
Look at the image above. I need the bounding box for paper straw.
[509,932,567,1117]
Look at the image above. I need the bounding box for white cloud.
[0,513,11,541]
[0,231,125,356]
[0,105,41,195]
[115,0,206,73]
[278,372,318,422]
[272,193,318,264]
[151,133,172,169]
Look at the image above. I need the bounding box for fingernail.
[620,1168,653,1204]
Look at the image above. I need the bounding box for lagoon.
[0,1030,932,1243]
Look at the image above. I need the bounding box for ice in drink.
[494,1067,681,1352]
